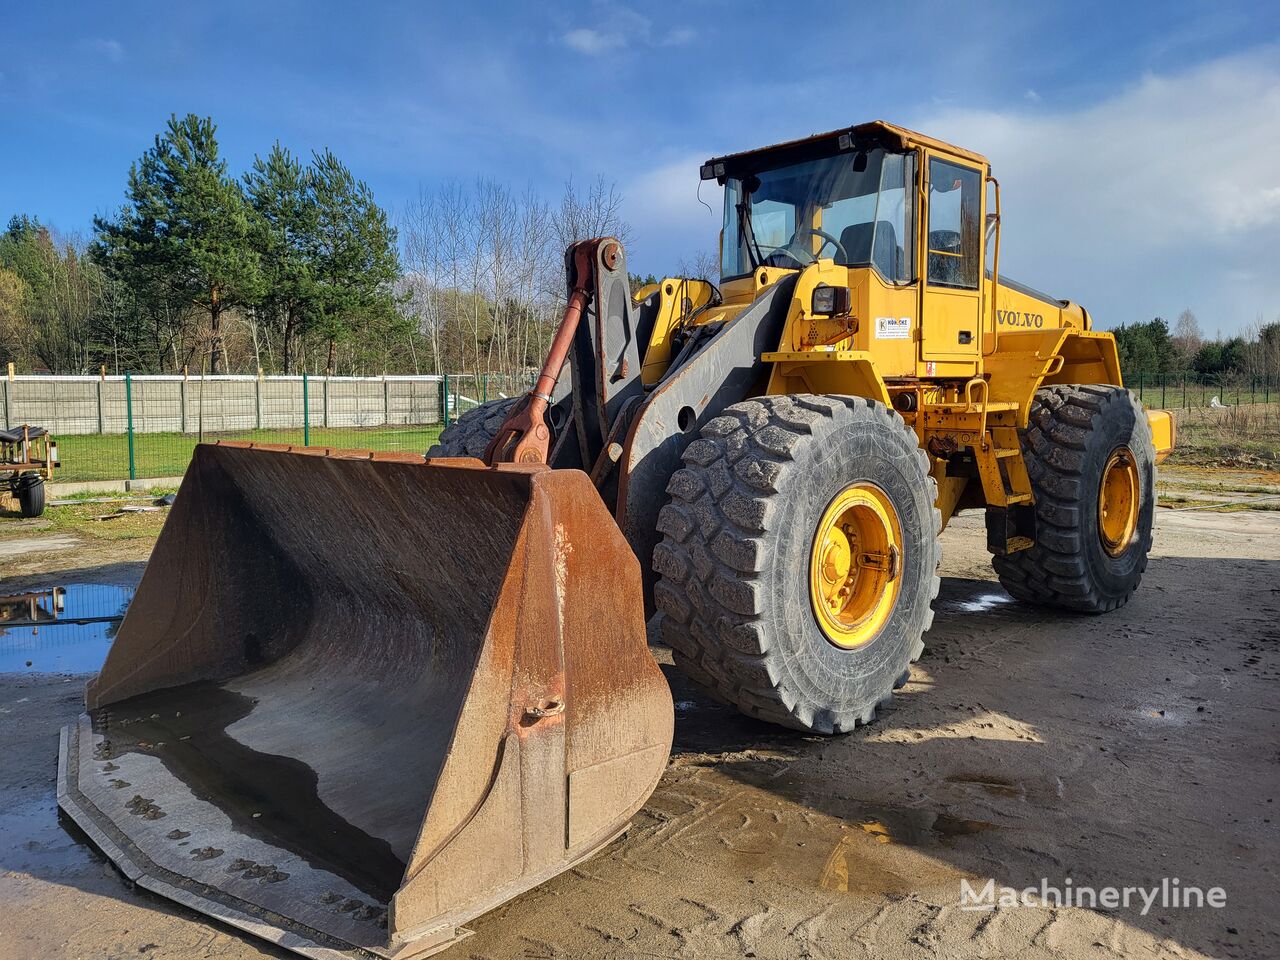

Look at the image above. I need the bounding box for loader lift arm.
[486,237,650,476]
[484,240,604,465]
[484,235,794,610]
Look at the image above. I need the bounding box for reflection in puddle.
[942,592,1014,614]
[0,792,99,879]
[851,808,995,845]
[728,762,1001,849]
[818,806,996,893]
[0,583,134,673]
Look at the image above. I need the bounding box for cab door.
[919,154,985,363]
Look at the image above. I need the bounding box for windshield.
[721,147,915,283]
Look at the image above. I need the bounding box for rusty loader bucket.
[57,443,673,959]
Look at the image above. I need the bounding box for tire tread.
[992,384,1153,613]
[654,395,941,733]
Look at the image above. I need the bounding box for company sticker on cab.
[875,316,911,340]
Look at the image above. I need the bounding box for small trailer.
[1,424,58,517]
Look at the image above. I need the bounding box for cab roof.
[700,120,988,180]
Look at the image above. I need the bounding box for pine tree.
[244,144,316,373]
[95,114,262,372]
[307,149,401,374]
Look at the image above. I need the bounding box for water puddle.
[91,680,404,903]
[817,802,995,894]
[941,591,1015,614]
[729,763,998,847]
[0,583,134,673]
[850,806,995,845]
[0,792,101,882]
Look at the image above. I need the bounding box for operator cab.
[702,120,994,369]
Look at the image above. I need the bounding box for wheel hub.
[1098,446,1139,557]
[809,483,903,649]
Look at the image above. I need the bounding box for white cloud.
[920,49,1280,330]
[561,8,693,56]
[563,28,621,56]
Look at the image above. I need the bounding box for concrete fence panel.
[2,375,446,435]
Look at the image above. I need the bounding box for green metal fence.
[441,372,531,424]
[1,372,533,485]
[1130,373,1278,409]
[4,370,1274,486]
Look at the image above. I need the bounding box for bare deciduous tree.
[398,176,631,382]
[552,176,631,250]
[677,248,721,283]
[1173,309,1203,360]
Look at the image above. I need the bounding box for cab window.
[750,199,794,252]
[720,148,915,282]
[821,151,914,283]
[927,158,981,289]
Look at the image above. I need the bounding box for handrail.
[963,376,988,412]
[984,174,1002,358]
[964,377,992,450]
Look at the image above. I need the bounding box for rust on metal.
[600,240,620,272]
[58,442,673,959]
[484,239,608,466]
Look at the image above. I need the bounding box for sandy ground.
[1,482,1277,960]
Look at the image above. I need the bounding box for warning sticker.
[875,316,911,340]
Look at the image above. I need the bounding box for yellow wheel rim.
[809,482,903,650]
[1098,446,1140,557]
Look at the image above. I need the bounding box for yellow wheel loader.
[59,121,1174,958]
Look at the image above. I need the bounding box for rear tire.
[426,397,521,458]
[992,384,1155,613]
[653,395,941,734]
[17,472,45,518]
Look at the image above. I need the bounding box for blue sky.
[3,1,1278,334]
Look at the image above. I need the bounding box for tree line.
[0,114,635,379]
[1113,310,1280,382]
[3,115,403,376]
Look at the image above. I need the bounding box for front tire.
[653,395,941,733]
[992,384,1155,613]
[426,397,521,458]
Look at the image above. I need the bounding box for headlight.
[811,284,852,317]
